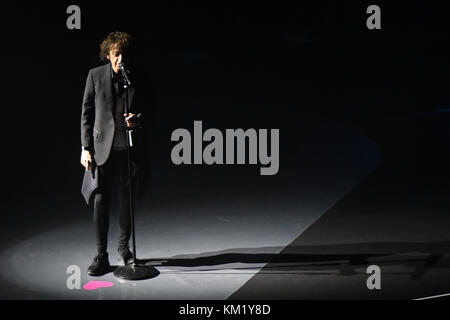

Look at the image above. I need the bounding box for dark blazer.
[81,63,144,165]
[81,63,151,202]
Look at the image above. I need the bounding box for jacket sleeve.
[80,70,95,150]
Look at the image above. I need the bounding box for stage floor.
[1,113,449,300]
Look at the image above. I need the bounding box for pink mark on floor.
[83,281,114,290]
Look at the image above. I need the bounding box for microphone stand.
[113,64,159,281]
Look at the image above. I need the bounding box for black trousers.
[93,150,131,253]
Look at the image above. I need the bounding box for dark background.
[2,0,450,250]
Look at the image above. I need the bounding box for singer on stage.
[80,31,149,276]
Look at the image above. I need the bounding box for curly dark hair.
[99,31,133,62]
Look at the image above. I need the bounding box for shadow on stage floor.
[97,242,450,280]
[228,155,450,299]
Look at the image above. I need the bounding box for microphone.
[118,61,133,146]
[118,62,131,86]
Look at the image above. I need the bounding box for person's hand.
[81,150,92,170]
[124,113,141,128]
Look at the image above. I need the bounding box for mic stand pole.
[113,68,159,281]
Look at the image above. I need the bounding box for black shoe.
[118,245,134,265]
[87,252,110,276]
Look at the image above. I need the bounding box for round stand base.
[113,264,159,280]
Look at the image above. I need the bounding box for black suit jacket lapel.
[101,64,114,112]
